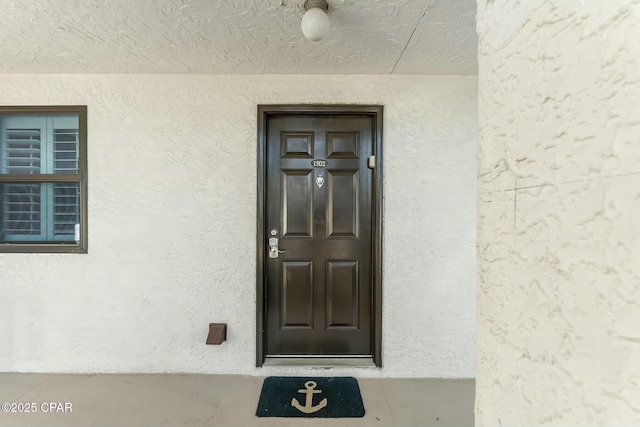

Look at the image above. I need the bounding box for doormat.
[256,376,365,418]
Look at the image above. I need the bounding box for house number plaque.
[311,159,327,168]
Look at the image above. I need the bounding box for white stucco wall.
[0,75,477,378]
[477,0,640,425]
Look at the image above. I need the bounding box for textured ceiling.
[0,0,477,74]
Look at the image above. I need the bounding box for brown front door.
[262,111,378,359]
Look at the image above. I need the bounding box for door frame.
[256,104,384,367]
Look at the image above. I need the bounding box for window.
[0,106,87,253]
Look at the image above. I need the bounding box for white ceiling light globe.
[301,7,330,41]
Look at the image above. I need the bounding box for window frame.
[0,105,88,253]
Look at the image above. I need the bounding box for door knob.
[268,237,286,259]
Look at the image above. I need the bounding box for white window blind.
[2,184,41,236]
[2,128,42,173]
[1,116,79,242]
[52,128,80,238]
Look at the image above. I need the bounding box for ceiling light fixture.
[301,0,330,42]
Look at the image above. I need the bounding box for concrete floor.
[0,374,474,427]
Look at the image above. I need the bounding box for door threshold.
[263,356,376,368]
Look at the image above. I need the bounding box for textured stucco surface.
[0,75,477,378]
[0,0,477,75]
[477,0,640,425]
[393,0,477,74]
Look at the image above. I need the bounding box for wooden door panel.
[281,132,314,158]
[327,169,359,238]
[327,132,359,158]
[281,260,314,328]
[281,169,313,238]
[326,260,359,328]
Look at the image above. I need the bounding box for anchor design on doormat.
[291,381,328,414]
